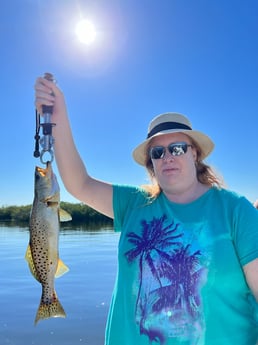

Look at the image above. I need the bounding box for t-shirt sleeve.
[233,196,258,266]
[112,184,148,232]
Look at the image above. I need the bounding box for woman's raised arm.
[34,77,114,218]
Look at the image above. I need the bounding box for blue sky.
[1,0,258,206]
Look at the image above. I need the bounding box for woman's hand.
[34,77,66,122]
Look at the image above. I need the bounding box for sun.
[75,19,97,45]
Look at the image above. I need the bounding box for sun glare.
[75,19,97,45]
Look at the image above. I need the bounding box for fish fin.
[55,258,69,278]
[59,208,72,222]
[25,245,41,282]
[35,291,66,325]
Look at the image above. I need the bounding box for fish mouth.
[36,166,47,177]
[36,161,52,177]
[35,162,60,202]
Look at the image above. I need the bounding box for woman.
[35,77,258,345]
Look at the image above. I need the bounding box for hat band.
[147,121,192,139]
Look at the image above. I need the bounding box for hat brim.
[132,129,214,165]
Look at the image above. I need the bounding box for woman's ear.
[191,146,198,162]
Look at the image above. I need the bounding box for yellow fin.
[25,245,41,282]
[55,258,69,278]
[59,208,72,222]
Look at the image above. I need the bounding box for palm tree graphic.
[124,214,204,343]
[153,245,203,316]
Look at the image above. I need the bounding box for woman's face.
[149,133,198,195]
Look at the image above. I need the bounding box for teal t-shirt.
[105,185,258,345]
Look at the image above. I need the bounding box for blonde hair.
[142,137,224,198]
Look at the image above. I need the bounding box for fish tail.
[34,291,66,325]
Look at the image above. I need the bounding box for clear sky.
[1,0,258,206]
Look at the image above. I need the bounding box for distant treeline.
[0,202,113,225]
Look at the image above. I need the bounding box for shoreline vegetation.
[0,202,113,227]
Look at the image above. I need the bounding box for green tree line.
[0,202,113,225]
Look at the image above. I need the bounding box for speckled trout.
[25,162,71,324]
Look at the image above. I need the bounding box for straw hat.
[133,112,214,166]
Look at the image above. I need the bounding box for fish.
[25,161,72,324]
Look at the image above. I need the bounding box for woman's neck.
[163,181,210,204]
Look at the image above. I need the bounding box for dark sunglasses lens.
[168,143,187,156]
[150,146,165,159]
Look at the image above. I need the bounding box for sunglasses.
[149,141,192,160]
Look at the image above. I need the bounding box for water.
[0,224,119,345]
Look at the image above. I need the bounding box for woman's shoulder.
[211,186,254,208]
[113,184,151,202]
